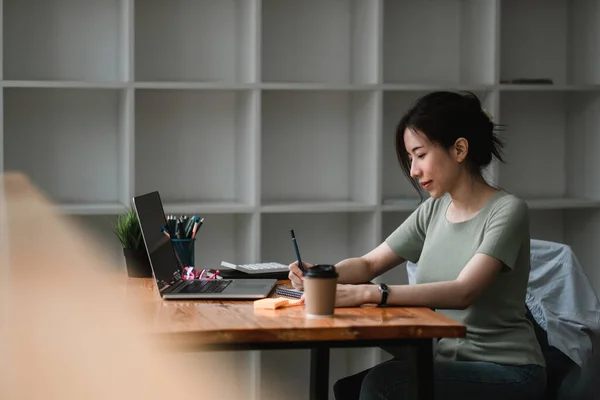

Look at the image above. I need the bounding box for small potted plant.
[112,207,152,278]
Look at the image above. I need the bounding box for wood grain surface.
[128,278,466,349]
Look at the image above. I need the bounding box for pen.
[191,217,204,239]
[184,216,195,238]
[177,217,184,238]
[290,229,305,273]
[168,217,177,237]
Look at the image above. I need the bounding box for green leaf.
[112,207,143,250]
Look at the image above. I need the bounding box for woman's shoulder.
[487,190,529,219]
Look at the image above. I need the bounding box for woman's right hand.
[288,261,313,290]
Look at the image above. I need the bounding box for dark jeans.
[334,356,546,400]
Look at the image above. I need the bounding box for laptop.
[132,191,277,300]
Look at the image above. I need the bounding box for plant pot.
[123,248,152,278]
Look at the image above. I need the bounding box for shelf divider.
[483,89,501,187]
[0,0,3,81]
[352,0,381,85]
[122,0,134,83]
[0,0,3,174]
[240,0,261,83]
[120,88,135,207]
[0,87,3,173]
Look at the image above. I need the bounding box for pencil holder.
[171,238,196,268]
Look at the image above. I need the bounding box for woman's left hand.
[335,284,375,308]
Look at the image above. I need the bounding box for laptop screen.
[133,191,180,284]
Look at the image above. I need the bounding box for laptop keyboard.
[179,279,232,294]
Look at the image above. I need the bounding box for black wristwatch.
[378,283,389,307]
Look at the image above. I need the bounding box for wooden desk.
[130,278,466,400]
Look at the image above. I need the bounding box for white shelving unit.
[3,1,600,399]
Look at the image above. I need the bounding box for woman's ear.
[453,138,468,163]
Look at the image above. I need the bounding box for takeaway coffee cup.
[303,264,338,318]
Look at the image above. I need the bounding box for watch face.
[379,283,389,306]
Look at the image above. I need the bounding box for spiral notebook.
[275,286,303,299]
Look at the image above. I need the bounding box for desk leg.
[412,339,434,400]
[310,347,330,400]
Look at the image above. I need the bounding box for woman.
[288,91,546,399]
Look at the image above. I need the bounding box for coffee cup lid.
[303,264,338,278]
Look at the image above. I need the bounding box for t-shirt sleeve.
[476,197,529,270]
[384,198,435,263]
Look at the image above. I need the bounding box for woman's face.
[403,128,461,199]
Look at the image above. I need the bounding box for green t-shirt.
[385,190,545,367]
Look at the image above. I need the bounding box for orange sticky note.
[280,299,304,308]
[253,298,289,309]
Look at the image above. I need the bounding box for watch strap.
[379,283,389,306]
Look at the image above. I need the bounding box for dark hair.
[396,91,505,196]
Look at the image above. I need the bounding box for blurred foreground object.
[0,172,225,400]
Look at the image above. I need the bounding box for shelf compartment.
[500,0,600,86]
[529,210,566,244]
[4,0,126,82]
[162,202,255,215]
[135,89,258,206]
[525,198,600,210]
[531,208,600,294]
[260,212,378,266]
[4,88,128,207]
[258,83,378,91]
[192,213,257,267]
[70,214,127,267]
[499,91,600,201]
[382,91,428,202]
[381,199,421,212]
[383,0,496,85]
[382,90,494,203]
[135,0,257,83]
[380,83,494,92]
[261,91,378,205]
[382,198,600,214]
[261,0,379,84]
[261,201,375,214]
[498,84,600,92]
[60,203,127,215]
[3,81,128,89]
[564,208,600,292]
[134,82,258,90]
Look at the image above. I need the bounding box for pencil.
[290,229,305,273]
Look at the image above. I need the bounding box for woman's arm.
[288,242,404,290]
[290,199,430,290]
[337,253,504,308]
[335,242,406,284]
